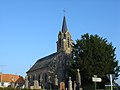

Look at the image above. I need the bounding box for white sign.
[92,77,102,82]
[107,74,115,81]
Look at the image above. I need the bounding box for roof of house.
[0,74,25,83]
[27,52,58,72]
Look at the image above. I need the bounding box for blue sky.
[0,0,120,84]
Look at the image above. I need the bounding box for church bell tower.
[57,16,73,54]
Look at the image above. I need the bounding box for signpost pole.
[94,81,96,90]
[110,74,113,90]
[93,75,97,90]
[92,75,102,90]
[107,74,115,90]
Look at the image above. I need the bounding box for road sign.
[107,74,115,81]
[92,75,102,90]
[92,77,102,82]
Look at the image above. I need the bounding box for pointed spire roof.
[62,16,68,33]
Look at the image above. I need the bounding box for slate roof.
[27,52,57,72]
[62,16,68,33]
[27,16,68,73]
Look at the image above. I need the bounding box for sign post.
[107,74,115,90]
[95,81,96,90]
[92,75,102,90]
[110,74,113,90]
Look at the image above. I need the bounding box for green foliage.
[67,33,120,87]
[0,87,42,90]
[105,86,120,90]
[0,87,16,90]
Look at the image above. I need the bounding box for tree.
[67,33,120,88]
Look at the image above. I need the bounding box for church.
[26,16,73,88]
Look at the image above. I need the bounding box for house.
[0,74,25,88]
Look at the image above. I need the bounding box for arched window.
[59,38,61,48]
[38,74,41,85]
[45,73,47,83]
[29,75,32,82]
[38,74,40,80]
[33,75,35,80]
[68,38,70,48]
[28,76,30,81]
[64,33,66,39]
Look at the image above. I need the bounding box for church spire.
[62,16,68,33]
[57,16,73,54]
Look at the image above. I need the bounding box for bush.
[0,87,42,90]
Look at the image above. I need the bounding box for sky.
[0,0,120,84]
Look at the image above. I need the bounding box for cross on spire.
[63,9,66,16]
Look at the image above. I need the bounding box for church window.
[38,74,40,80]
[38,74,40,84]
[40,74,42,80]
[64,33,66,39]
[29,75,32,82]
[33,75,35,80]
[67,61,70,65]
[58,32,62,39]
[59,39,61,48]
[35,74,37,80]
[54,65,56,68]
[28,76,30,81]
[45,73,47,82]
[68,38,70,48]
